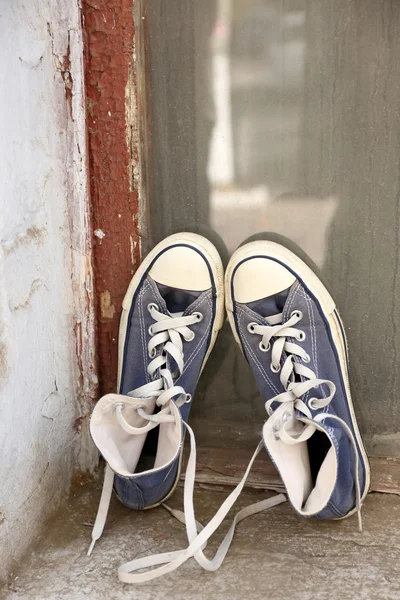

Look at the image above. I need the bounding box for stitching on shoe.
[309,293,327,405]
[307,294,327,404]
[147,276,169,313]
[185,289,212,314]
[144,280,154,384]
[286,285,312,402]
[284,283,305,396]
[181,328,210,376]
[291,286,330,408]
[326,499,345,518]
[302,291,315,404]
[306,292,318,376]
[181,294,212,375]
[162,461,178,484]
[139,281,151,384]
[301,288,330,409]
[115,477,145,509]
[237,308,281,396]
[284,281,300,318]
[236,303,265,321]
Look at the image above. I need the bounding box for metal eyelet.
[147,302,159,313]
[308,397,318,410]
[186,331,195,342]
[247,322,257,333]
[193,312,203,322]
[185,394,192,404]
[291,310,303,320]
[113,401,124,412]
[303,353,311,364]
[259,341,270,352]
[149,348,157,359]
[148,325,154,336]
[270,362,281,373]
[297,331,306,342]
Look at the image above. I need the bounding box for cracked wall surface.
[0,0,97,581]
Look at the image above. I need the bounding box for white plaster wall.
[0,0,97,581]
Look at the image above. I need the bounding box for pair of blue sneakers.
[88,232,370,583]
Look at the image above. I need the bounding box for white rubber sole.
[225,240,371,513]
[117,232,225,509]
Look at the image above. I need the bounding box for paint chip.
[94,229,105,239]
[100,291,115,320]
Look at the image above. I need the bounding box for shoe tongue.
[155,282,202,314]
[245,284,293,320]
[152,281,203,378]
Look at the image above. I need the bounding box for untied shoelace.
[88,304,286,582]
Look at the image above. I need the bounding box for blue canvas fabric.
[114,274,217,509]
[232,275,368,519]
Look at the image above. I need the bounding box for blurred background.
[142,0,400,456]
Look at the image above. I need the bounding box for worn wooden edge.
[82,0,141,396]
[133,0,153,252]
[181,447,400,496]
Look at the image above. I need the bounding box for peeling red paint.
[82,0,141,394]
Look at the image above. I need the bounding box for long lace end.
[87,538,96,557]
[357,508,363,532]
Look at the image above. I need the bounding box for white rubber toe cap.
[232,257,296,303]
[149,246,211,291]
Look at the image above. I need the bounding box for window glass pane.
[142,0,400,454]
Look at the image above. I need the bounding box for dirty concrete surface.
[2,472,400,600]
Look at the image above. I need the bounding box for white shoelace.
[88,304,286,581]
[118,432,285,583]
[248,310,362,529]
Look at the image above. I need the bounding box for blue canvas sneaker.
[225,240,370,527]
[87,233,224,557]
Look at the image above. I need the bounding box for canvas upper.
[226,241,370,523]
[87,233,224,557]
[112,274,218,509]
